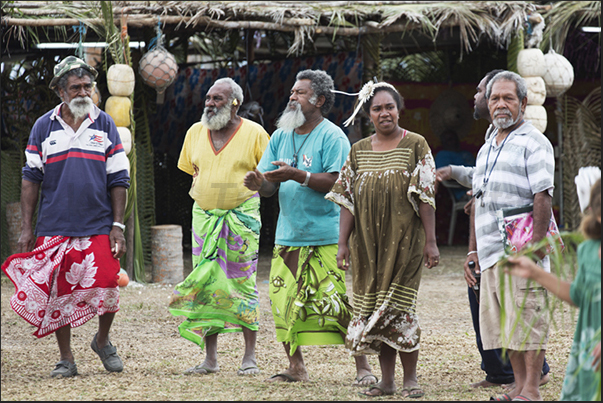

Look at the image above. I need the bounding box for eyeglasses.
[68,83,94,93]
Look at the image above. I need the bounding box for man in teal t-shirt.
[258,117,348,246]
[244,70,376,387]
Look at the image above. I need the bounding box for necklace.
[291,131,311,168]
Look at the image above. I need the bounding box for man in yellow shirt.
[168,78,270,376]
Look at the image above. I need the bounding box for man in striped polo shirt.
[2,56,130,378]
[472,71,555,402]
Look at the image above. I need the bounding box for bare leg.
[185,333,220,374]
[360,343,396,396]
[95,312,115,348]
[202,333,220,371]
[55,325,74,364]
[399,350,424,397]
[509,349,545,401]
[352,355,377,385]
[238,327,259,375]
[265,342,310,382]
[507,350,525,399]
[503,372,549,391]
[341,331,376,386]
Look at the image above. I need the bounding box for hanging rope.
[147,17,162,51]
[72,22,86,59]
[121,13,129,65]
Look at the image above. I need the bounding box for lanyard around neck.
[482,130,512,187]
[291,131,311,168]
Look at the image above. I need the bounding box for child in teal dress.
[505,177,601,401]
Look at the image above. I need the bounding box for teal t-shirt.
[258,119,351,246]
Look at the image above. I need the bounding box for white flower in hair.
[357,81,376,103]
[335,80,399,127]
[574,166,601,212]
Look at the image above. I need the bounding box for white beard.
[276,101,306,131]
[492,108,521,130]
[68,96,93,120]
[201,104,232,130]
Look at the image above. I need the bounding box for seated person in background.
[434,129,475,200]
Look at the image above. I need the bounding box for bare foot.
[237,357,260,376]
[401,386,425,398]
[358,383,395,397]
[470,379,502,388]
[265,368,309,383]
[352,371,378,387]
[502,372,550,391]
[183,360,220,375]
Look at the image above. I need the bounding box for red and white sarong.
[1,235,120,338]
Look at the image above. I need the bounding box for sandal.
[490,393,513,401]
[402,387,425,398]
[267,373,298,382]
[358,385,394,397]
[353,374,379,386]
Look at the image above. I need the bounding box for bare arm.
[110,186,127,259]
[336,207,355,270]
[464,198,479,287]
[243,169,278,197]
[262,161,338,194]
[419,201,439,269]
[504,255,574,306]
[18,179,40,253]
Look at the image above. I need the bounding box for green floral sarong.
[269,244,351,355]
[169,196,260,349]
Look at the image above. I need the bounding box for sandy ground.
[1,245,576,401]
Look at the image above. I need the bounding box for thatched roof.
[2,1,600,59]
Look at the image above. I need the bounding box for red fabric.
[1,235,120,338]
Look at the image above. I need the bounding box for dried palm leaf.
[541,1,601,54]
[557,87,601,231]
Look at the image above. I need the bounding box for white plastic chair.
[441,180,472,246]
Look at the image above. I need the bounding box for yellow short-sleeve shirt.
[178,118,270,210]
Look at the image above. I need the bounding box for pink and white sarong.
[1,235,120,338]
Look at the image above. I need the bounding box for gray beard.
[276,102,306,132]
[201,104,232,130]
[68,97,93,120]
[492,109,520,130]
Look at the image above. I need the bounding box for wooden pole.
[3,15,430,36]
[126,213,134,279]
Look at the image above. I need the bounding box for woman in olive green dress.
[326,82,439,398]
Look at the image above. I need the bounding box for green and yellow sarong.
[169,195,260,349]
[269,244,351,355]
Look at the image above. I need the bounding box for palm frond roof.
[2,1,600,56]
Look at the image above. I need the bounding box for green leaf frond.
[497,231,587,353]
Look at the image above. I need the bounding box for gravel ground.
[1,245,576,401]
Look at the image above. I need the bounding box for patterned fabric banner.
[150,51,363,158]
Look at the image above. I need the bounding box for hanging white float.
[107,64,136,97]
[524,105,548,133]
[517,48,546,77]
[542,49,574,98]
[117,126,132,156]
[524,76,546,106]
